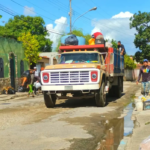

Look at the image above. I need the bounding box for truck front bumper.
[41,84,100,91]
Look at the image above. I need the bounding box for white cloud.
[46,17,68,51]
[24,6,36,16]
[91,12,137,55]
[112,11,133,19]
[91,27,101,35]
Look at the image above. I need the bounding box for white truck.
[41,44,124,108]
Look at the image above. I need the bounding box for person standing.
[117,41,126,72]
[34,67,39,82]
[117,41,126,56]
[137,59,150,96]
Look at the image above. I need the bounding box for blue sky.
[0,0,149,54]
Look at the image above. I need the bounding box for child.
[33,80,41,95]
[27,71,34,97]
[27,84,34,97]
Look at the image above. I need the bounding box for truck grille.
[50,71,89,84]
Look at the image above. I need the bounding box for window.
[59,53,99,64]
[0,58,4,78]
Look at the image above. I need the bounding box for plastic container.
[135,98,143,111]
[61,36,85,45]
[142,97,147,102]
[143,99,150,110]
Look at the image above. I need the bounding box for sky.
[0,0,149,54]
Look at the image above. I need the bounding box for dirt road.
[0,82,140,150]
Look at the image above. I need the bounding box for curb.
[0,92,43,101]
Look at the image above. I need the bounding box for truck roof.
[61,51,100,54]
[59,44,114,54]
[59,44,105,50]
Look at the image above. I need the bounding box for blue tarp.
[114,49,124,74]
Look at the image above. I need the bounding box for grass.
[145,122,150,125]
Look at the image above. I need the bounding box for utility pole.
[69,0,72,33]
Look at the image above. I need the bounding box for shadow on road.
[55,93,125,108]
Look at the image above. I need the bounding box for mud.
[0,82,140,150]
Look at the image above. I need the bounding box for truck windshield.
[59,53,99,64]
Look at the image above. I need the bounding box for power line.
[45,0,69,14]
[11,0,68,25]
[90,0,133,33]
[24,0,62,19]
[0,4,64,35]
[0,4,19,16]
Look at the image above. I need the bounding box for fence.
[124,69,140,81]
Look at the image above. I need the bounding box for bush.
[124,54,136,69]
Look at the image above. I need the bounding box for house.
[36,52,58,72]
[0,37,29,92]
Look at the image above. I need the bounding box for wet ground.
[0,82,140,150]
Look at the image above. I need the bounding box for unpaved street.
[0,82,140,150]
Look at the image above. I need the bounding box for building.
[36,52,58,72]
[0,37,28,93]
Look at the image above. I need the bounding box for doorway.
[10,54,15,89]
[20,60,24,76]
[0,58,4,78]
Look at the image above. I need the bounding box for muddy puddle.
[96,103,134,150]
[67,103,135,150]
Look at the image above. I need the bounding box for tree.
[106,39,118,49]
[111,39,118,49]
[124,54,136,69]
[18,32,41,65]
[130,11,150,62]
[0,15,52,52]
[71,29,91,45]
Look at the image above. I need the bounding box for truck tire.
[108,77,122,98]
[43,92,57,108]
[108,86,115,97]
[95,81,106,107]
[115,77,122,98]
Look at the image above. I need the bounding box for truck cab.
[41,44,124,108]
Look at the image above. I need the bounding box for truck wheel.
[43,92,57,108]
[108,87,115,97]
[108,77,122,98]
[115,77,122,98]
[95,81,106,107]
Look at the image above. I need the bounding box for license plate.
[65,86,73,90]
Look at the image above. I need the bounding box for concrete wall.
[124,69,140,81]
[0,37,29,78]
[0,77,21,93]
[0,37,29,93]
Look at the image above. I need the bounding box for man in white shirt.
[34,67,39,81]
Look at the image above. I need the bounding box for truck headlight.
[91,71,98,82]
[42,73,49,83]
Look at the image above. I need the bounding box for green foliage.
[0,15,52,52]
[106,39,118,49]
[111,39,118,49]
[130,11,150,62]
[18,32,41,64]
[124,54,136,69]
[0,15,2,19]
[71,29,91,45]
[54,37,62,52]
